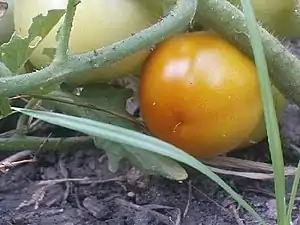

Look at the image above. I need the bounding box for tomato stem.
[53,0,79,63]
[0,135,93,152]
[0,0,197,97]
[195,0,300,108]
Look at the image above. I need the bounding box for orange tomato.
[138,31,263,158]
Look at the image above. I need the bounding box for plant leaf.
[41,84,188,180]
[79,84,138,129]
[0,9,65,74]
[94,137,187,180]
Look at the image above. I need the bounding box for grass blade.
[241,0,286,224]
[287,160,300,223]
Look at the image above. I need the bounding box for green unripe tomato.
[0,0,14,44]
[237,85,288,149]
[228,0,300,38]
[13,0,160,85]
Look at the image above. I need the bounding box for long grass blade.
[287,160,300,223]
[241,0,286,224]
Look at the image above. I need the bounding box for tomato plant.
[13,0,160,84]
[139,31,263,158]
[0,0,14,44]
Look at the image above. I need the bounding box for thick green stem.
[0,135,94,152]
[0,0,197,97]
[53,0,78,63]
[195,0,300,106]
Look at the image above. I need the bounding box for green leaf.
[12,107,266,224]
[79,84,137,129]
[0,9,65,74]
[41,84,188,180]
[94,138,187,180]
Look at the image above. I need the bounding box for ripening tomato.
[139,31,263,158]
[13,0,160,84]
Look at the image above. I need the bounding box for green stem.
[0,0,197,97]
[195,0,300,106]
[0,135,94,152]
[0,61,12,77]
[16,98,39,134]
[54,0,78,63]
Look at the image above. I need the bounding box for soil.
[1,103,300,225]
[1,49,300,225]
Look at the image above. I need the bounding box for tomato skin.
[139,31,263,158]
[238,86,287,149]
[13,0,159,84]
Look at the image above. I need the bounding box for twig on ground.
[58,155,71,202]
[18,176,126,210]
[115,198,179,225]
[245,188,275,198]
[190,183,229,213]
[229,204,245,225]
[183,180,192,217]
[143,204,181,225]
[0,149,34,164]
[16,185,48,210]
[37,176,126,186]
[290,144,300,156]
[0,150,35,173]
[74,186,85,211]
